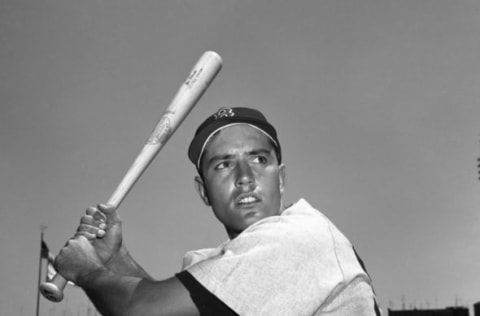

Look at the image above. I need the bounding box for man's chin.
[242,211,268,227]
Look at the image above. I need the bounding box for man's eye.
[253,156,268,164]
[215,161,231,170]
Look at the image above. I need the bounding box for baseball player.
[55,107,382,315]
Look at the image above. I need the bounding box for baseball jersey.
[178,199,381,315]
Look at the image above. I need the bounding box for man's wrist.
[103,245,152,279]
[104,245,129,268]
[76,265,111,289]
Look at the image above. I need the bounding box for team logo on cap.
[213,107,235,120]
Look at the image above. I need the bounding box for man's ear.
[278,163,286,195]
[194,176,211,206]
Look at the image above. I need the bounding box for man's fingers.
[78,204,119,240]
[75,230,105,239]
[81,212,106,230]
[75,230,98,240]
[77,221,106,239]
[97,204,120,225]
[97,203,115,214]
[81,215,107,230]
[86,206,107,222]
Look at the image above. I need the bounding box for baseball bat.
[40,51,223,302]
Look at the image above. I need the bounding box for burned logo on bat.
[147,116,172,145]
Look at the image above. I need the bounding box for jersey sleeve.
[175,270,238,316]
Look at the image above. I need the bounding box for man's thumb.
[98,203,119,221]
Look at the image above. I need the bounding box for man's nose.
[235,160,256,190]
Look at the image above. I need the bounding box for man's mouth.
[236,194,260,205]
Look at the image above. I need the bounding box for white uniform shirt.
[182,199,381,316]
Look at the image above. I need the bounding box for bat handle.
[39,273,67,302]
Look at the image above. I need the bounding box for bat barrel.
[107,50,222,209]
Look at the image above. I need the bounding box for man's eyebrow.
[206,154,234,166]
[248,148,274,156]
[205,148,274,165]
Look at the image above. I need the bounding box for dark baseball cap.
[188,107,281,170]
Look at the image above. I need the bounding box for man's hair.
[188,107,282,172]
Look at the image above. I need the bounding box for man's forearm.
[81,267,141,316]
[81,268,198,316]
[105,245,153,280]
[54,236,195,315]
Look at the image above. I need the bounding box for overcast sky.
[1,0,480,314]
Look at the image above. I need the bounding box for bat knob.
[40,281,64,302]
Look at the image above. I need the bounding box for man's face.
[196,125,285,239]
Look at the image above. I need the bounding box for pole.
[36,226,47,316]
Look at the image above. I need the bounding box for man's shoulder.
[236,199,347,249]
[276,198,353,248]
[280,199,334,232]
[283,198,320,215]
